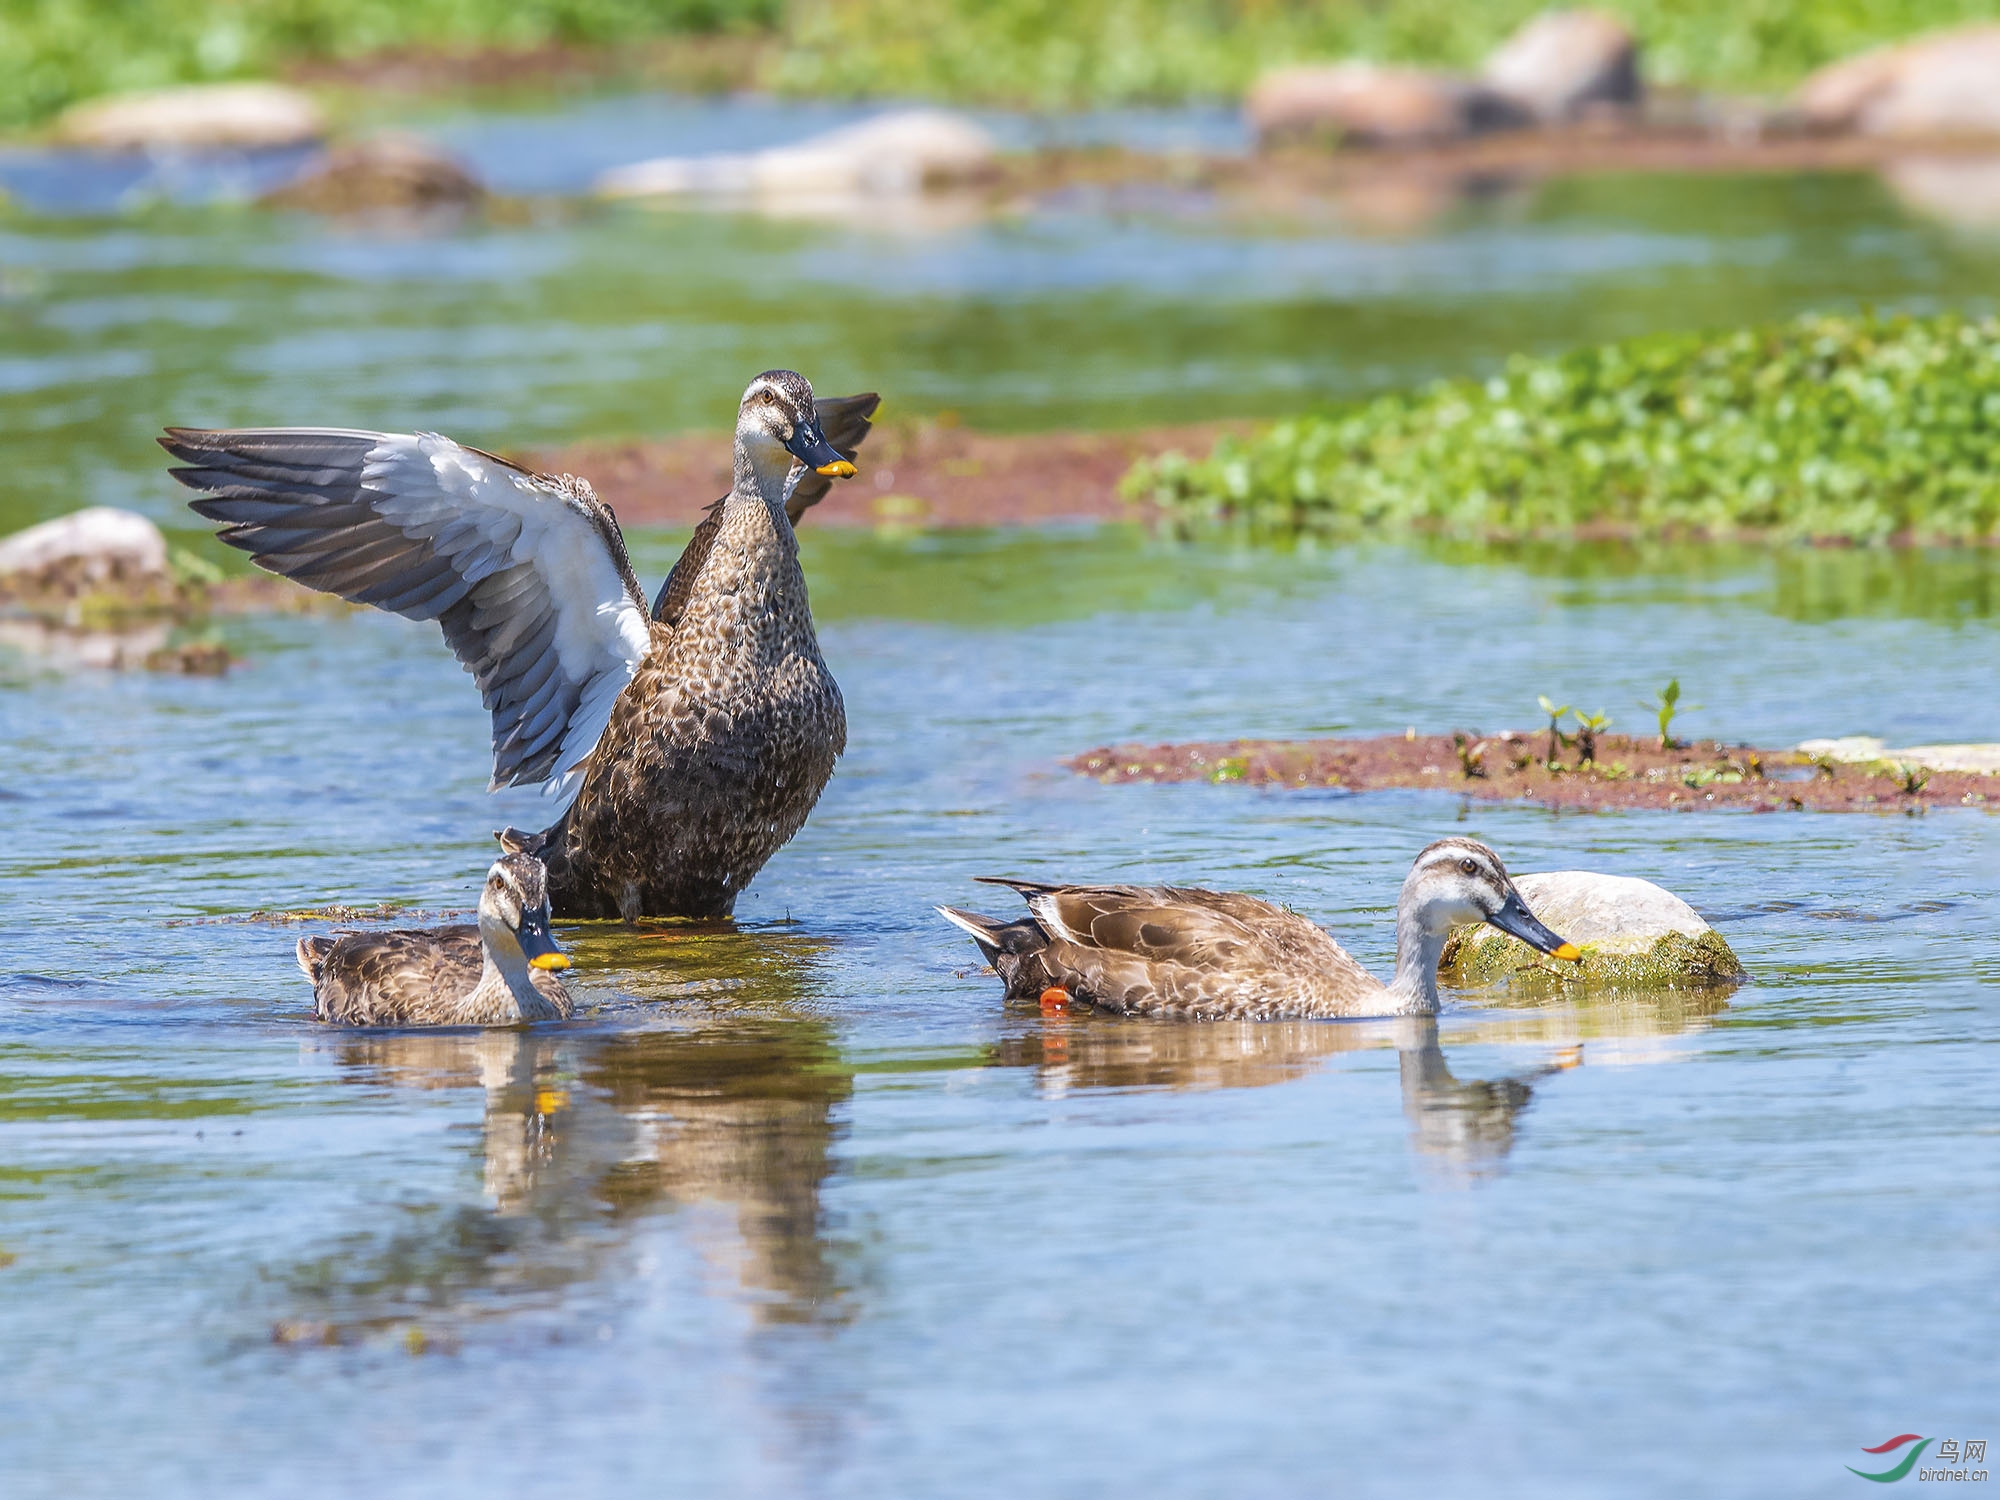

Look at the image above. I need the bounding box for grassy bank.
[1126,311,2000,546]
[5,0,1994,131]
[776,0,1991,110]
[0,0,778,131]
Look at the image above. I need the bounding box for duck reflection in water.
[283,968,853,1340]
[1392,1017,1580,1179]
[990,1007,1652,1179]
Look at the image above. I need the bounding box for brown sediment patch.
[1068,732,1996,813]
[529,419,1243,530]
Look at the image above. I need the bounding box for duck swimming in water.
[937,837,1580,1020]
[164,372,874,920]
[299,850,574,1026]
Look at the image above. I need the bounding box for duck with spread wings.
[164,371,875,919]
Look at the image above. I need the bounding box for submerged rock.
[53,82,326,151]
[1883,156,2000,228]
[261,133,484,214]
[1481,8,1641,123]
[1247,64,1528,147]
[596,110,998,200]
[1796,25,2000,138]
[1441,870,1744,992]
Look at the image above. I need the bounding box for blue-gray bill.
[785,415,858,478]
[1486,891,1582,962]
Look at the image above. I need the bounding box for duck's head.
[737,369,857,496]
[477,852,570,973]
[1399,838,1579,961]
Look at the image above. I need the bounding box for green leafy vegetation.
[777,0,1994,109]
[1641,679,1696,748]
[4,0,1994,130]
[1129,311,2000,546]
[0,0,779,131]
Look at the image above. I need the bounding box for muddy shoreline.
[1068,732,1995,813]
[532,421,2000,546]
[531,420,1244,530]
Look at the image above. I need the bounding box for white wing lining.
[166,425,652,801]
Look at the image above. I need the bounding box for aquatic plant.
[1452,731,1488,779]
[1641,679,1695,750]
[1131,312,2000,546]
[1572,709,1611,765]
[1536,696,1571,768]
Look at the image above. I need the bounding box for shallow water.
[6,93,2000,1494]
[5,530,1999,1497]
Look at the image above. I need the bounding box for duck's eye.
[1460,858,1478,875]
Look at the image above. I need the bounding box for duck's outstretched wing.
[651,391,880,626]
[162,427,651,798]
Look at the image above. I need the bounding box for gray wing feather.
[164,426,653,797]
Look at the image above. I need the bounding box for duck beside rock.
[938,837,1579,1020]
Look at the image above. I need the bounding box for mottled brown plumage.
[939,838,1579,1020]
[164,372,873,920]
[528,372,861,917]
[298,852,575,1025]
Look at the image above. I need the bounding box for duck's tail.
[936,905,1067,1002]
[296,935,333,983]
[935,905,1012,967]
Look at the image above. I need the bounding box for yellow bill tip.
[815,459,857,478]
[1551,941,1582,963]
[529,952,571,972]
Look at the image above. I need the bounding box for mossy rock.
[1441,871,1745,996]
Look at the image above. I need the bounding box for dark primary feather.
[163,426,650,792]
[786,391,880,523]
[651,391,880,625]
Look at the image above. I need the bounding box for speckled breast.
[545,516,847,919]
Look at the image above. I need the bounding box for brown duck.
[165,371,874,919]
[299,850,575,1026]
[937,837,1580,1020]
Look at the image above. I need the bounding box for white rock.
[597,110,997,200]
[1442,869,1743,988]
[1798,736,2000,774]
[1500,871,1715,954]
[1247,63,1527,146]
[55,82,326,151]
[1795,25,2000,138]
[1481,8,1641,123]
[0,508,168,580]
